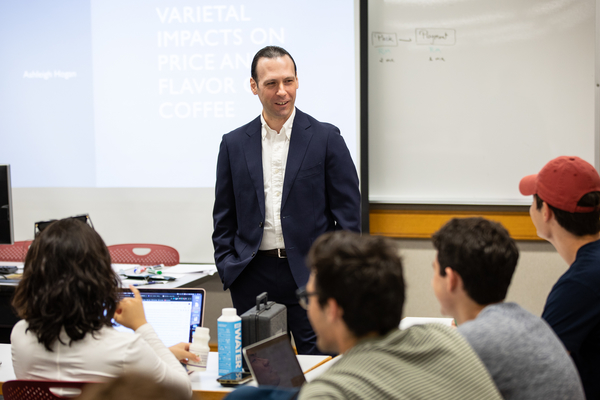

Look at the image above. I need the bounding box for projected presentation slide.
[0,0,357,188]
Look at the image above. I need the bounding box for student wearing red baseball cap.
[520,156,600,400]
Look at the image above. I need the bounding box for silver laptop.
[114,288,205,347]
[243,332,306,388]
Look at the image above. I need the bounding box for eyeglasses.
[295,286,318,310]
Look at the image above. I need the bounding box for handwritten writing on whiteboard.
[372,32,397,47]
[415,29,456,45]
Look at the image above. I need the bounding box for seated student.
[296,231,503,400]
[519,156,600,399]
[10,218,192,398]
[431,217,584,400]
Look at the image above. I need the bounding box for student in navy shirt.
[520,156,600,399]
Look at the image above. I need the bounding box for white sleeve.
[124,323,192,398]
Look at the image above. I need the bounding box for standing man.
[519,156,600,399]
[212,46,360,354]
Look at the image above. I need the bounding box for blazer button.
[252,252,256,257]
[259,222,263,227]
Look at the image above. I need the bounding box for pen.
[132,281,169,286]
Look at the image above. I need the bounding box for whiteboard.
[368,0,597,205]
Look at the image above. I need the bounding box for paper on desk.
[163,264,218,274]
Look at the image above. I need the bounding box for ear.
[250,78,258,95]
[295,75,299,89]
[324,298,343,324]
[444,267,461,293]
[541,201,553,222]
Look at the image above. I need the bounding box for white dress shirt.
[11,321,192,398]
[259,108,295,251]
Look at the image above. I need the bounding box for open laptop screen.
[114,288,205,347]
[243,332,306,388]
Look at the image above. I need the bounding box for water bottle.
[187,327,210,372]
[218,308,242,375]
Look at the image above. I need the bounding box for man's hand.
[114,284,148,331]
[169,342,200,364]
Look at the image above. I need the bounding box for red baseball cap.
[519,156,600,213]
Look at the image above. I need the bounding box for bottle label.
[187,349,208,371]
[218,320,242,375]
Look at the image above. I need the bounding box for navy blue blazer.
[212,109,360,290]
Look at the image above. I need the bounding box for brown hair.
[12,218,120,351]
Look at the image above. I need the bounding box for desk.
[115,263,218,289]
[0,345,331,400]
[0,262,218,289]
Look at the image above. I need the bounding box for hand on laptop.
[169,342,200,364]
[115,284,148,331]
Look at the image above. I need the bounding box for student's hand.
[169,342,200,364]
[114,284,148,331]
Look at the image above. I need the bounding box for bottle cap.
[222,308,237,317]
[194,327,210,339]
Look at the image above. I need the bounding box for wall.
[400,238,565,318]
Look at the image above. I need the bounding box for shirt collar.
[261,108,296,140]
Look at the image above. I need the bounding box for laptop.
[114,288,205,347]
[243,332,306,388]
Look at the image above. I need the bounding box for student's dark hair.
[251,46,297,85]
[307,231,405,338]
[12,218,120,351]
[535,192,600,236]
[432,217,519,305]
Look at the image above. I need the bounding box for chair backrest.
[107,244,180,266]
[2,380,93,400]
[0,241,33,262]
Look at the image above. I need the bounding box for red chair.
[107,244,180,266]
[0,241,33,262]
[2,380,95,400]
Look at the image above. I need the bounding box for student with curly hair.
[11,218,192,398]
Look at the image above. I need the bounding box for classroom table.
[0,344,331,400]
[0,262,218,289]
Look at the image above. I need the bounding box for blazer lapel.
[282,109,313,209]
[243,117,265,218]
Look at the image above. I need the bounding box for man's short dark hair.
[307,231,405,338]
[432,217,519,305]
[251,46,297,85]
[535,192,600,236]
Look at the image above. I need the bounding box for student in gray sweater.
[431,217,584,400]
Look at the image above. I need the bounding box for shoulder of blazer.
[295,108,340,136]
[223,115,261,141]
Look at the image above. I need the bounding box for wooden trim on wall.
[369,209,541,241]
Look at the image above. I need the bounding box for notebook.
[114,288,205,347]
[243,332,306,388]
